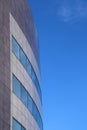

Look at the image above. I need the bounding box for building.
[0,0,43,130]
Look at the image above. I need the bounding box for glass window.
[13,119,21,130]
[27,94,32,114]
[12,36,42,103]
[12,75,43,130]
[34,78,39,91]
[36,81,42,102]
[31,69,36,83]
[26,59,31,76]
[13,76,21,99]
[21,85,27,107]
[12,37,20,59]
[21,127,26,130]
[33,102,37,120]
[20,49,27,69]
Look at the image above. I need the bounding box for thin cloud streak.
[56,0,87,22]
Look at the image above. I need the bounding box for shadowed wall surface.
[0,0,10,129]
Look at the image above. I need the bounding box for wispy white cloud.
[56,0,87,22]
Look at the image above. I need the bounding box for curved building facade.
[0,0,43,130]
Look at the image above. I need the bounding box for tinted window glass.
[21,85,27,107]
[26,59,31,76]
[21,127,26,130]
[13,76,21,99]
[12,75,43,130]
[12,36,42,103]
[12,37,20,59]
[31,69,36,83]
[33,104,37,118]
[13,119,21,130]
[27,95,32,114]
[20,49,27,69]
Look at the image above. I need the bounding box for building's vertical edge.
[0,0,11,130]
[0,0,43,130]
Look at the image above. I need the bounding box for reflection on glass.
[27,94,32,114]
[13,76,21,99]
[12,36,42,102]
[21,85,27,107]
[20,49,27,69]
[12,75,43,130]
[13,119,21,130]
[12,37,20,58]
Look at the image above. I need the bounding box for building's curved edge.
[10,13,43,130]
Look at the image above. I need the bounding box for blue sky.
[28,0,87,130]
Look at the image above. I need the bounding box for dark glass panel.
[26,59,31,76]
[20,49,27,69]
[12,37,20,59]
[27,94,32,114]
[13,119,21,130]
[21,85,27,107]
[21,127,26,130]
[13,76,21,99]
